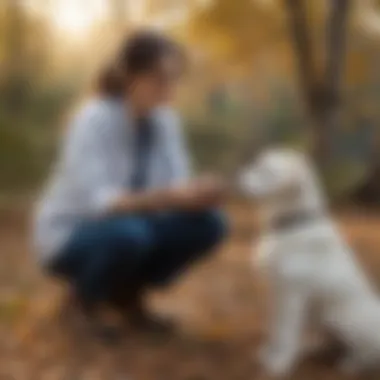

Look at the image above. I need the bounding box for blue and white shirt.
[33,97,191,265]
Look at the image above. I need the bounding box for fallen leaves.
[1,204,380,379]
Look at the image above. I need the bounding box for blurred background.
[2,0,380,202]
[2,1,380,379]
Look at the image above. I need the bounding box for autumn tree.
[284,0,352,164]
[190,0,380,197]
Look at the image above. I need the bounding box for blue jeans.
[50,209,228,306]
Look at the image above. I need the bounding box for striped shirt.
[33,97,191,265]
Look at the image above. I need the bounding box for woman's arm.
[105,108,227,215]
[107,175,227,215]
[65,102,226,218]
[103,108,224,215]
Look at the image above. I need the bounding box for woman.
[33,31,228,336]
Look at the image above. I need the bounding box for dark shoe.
[88,310,124,346]
[128,310,176,334]
[114,289,177,335]
[60,288,124,345]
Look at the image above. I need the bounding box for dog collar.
[271,210,321,231]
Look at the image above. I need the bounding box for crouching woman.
[33,31,228,337]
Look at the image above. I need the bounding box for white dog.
[239,147,380,378]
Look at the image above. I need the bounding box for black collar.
[271,210,321,231]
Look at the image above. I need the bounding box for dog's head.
[238,148,321,206]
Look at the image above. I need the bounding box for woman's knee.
[107,217,156,255]
[196,209,229,246]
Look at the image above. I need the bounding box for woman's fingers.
[198,175,229,199]
[168,175,229,210]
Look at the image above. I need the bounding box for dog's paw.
[255,344,273,367]
[255,351,292,378]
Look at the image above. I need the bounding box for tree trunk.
[351,50,380,205]
[284,0,352,166]
[228,0,352,179]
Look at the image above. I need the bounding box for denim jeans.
[49,209,228,305]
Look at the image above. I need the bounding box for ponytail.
[96,65,126,97]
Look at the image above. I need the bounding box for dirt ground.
[1,202,380,380]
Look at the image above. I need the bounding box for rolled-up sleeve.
[63,104,125,216]
[89,186,123,215]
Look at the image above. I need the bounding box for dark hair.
[97,30,185,97]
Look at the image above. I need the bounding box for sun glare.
[53,4,91,35]
[51,0,105,37]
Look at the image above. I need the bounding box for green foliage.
[185,113,244,172]
[261,86,305,144]
[0,80,76,193]
[0,2,79,195]
[182,79,375,200]
[323,159,369,200]
[183,82,303,173]
[0,120,39,191]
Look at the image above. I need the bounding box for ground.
[1,201,380,380]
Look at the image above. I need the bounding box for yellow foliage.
[188,0,377,90]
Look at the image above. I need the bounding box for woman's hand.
[110,175,229,215]
[168,174,228,210]
[194,174,228,203]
